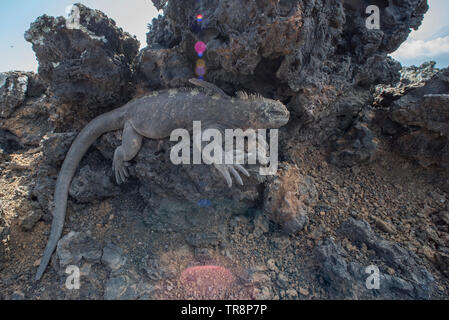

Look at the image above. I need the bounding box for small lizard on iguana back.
[35,79,290,280]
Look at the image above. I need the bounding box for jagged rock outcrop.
[19,0,432,214]
[95,131,266,210]
[330,115,378,167]
[315,218,435,299]
[56,231,102,271]
[0,71,52,147]
[0,71,46,118]
[375,65,449,168]
[374,61,440,108]
[24,3,140,128]
[264,163,317,234]
[137,0,427,149]
[69,165,121,203]
[3,0,448,301]
[1,72,30,119]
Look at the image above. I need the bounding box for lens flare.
[195,66,207,77]
[196,59,206,68]
[180,265,235,299]
[195,41,207,57]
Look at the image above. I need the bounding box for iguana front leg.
[113,120,143,184]
[194,126,250,188]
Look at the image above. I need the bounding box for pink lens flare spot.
[195,41,207,56]
[179,265,235,299]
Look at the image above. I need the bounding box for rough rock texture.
[0,71,53,148]
[19,210,43,232]
[56,231,102,270]
[329,218,435,299]
[101,243,127,271]
[0,129,22,161]
[41,132,77,164]
[137,0,427,149]
[0,201,9,265]
[0,71,49,150]
[104,275,138,300]
[69,165,121,203]
[95,131,266,219]
[1,72,31,118]
[375,65,449,169]
[315,236,433,299]
[330,118,378,167]
[2,1,449,301]
[1,71,46,118]
[25,3,140,128]
[374,61,440,108]
[264,163,317,234]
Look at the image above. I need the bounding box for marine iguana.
[35,79,290,280]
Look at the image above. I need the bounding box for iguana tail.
[35,106,128,281]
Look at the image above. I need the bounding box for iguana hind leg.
[113,121,143,184]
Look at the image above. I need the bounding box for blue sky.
[0,0,448,73]
[390,0,449,68]
[0,0,159,72]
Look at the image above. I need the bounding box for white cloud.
[391,36,449,60]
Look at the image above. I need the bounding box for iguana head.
[235,91,290,129]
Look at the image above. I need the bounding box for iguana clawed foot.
[214,162,250,188]
[212,132,269,188]
[113,157,131,184]
[212,149,251,188]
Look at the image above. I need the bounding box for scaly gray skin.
[35,79,290,280]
